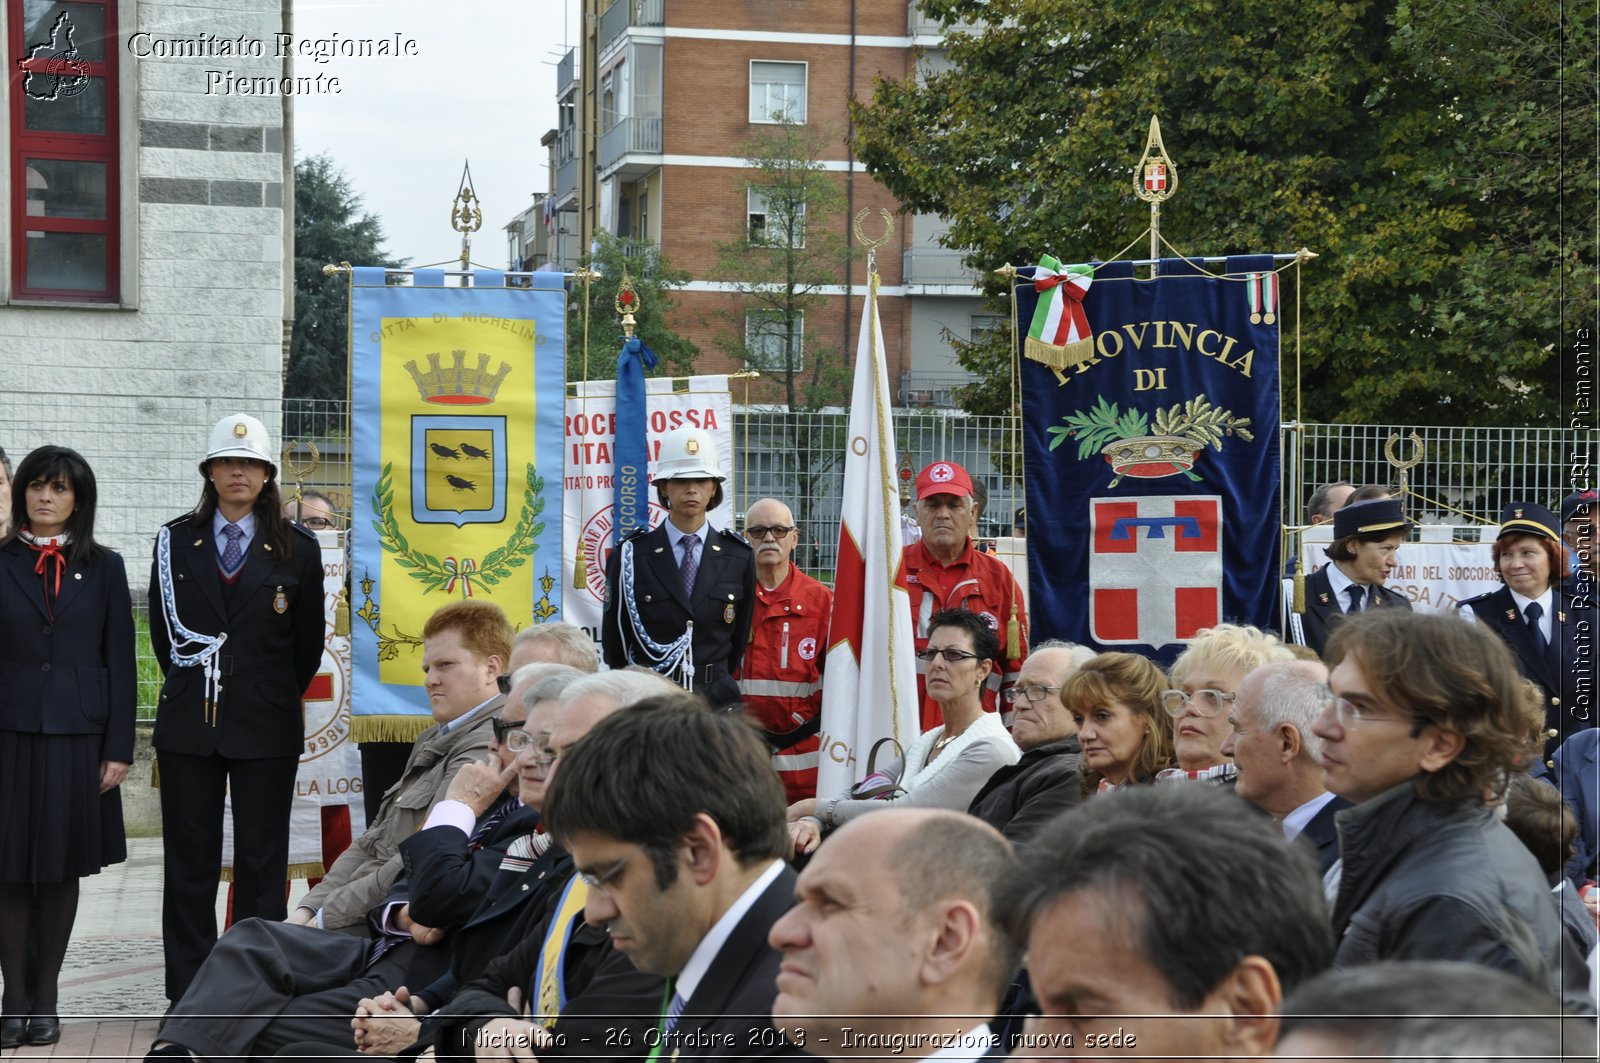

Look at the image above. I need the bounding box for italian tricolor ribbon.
[1025,256,1095,370]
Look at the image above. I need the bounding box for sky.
[292,1,572,269]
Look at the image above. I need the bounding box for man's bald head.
[746,497,799,575]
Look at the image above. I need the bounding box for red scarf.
[21,528,69,601]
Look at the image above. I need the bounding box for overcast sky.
[292,1,570,269]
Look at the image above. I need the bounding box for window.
[9,0,119,300]
[749,61,806,124]
[747,188,805,247]
[745,310,804,372]
[970,314,1004,340]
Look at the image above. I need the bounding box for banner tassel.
[573,539,588,591]
[1006,604,1022,659]
[1292,567,1306,614]
[334,587,351,638]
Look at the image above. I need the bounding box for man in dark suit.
[1554,727,1600,885]
[602,425,754,708]
[770,810,1020,1061]
[1219,660,1350,874]
[1292,497,1413,656]
[542,701,800,1060]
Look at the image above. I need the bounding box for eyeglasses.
[1325,692,1420,731]
[1004,684,1061,704]
[302,516,336,530]
[507,731,557,766]
[917,647,981,663]
[577,847,640,897]
[745,525,795,540]
[490,716,520,744]
[1160,688,1237,718]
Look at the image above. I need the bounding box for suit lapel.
[182,525,229,622]
[689,534,723,609]
[3,544,51,620]
[1493,591,1559,691]
[1304,567,1336,643]
[227,538,277,621]
[50,557,90,618]
[651,527,692,611]
[680,867,794,1021]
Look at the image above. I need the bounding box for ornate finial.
[853,207,893,274]
[451,161,482,268]
[616,269,640,339]
[1133,116,1177,203]
[281,440,320,491]
[321,261,353,277]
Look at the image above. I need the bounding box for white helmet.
[655,425,725,482]
[201,413,276,476]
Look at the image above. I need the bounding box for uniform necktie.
[220,523,245,576]
[1346,584,1365,614]
[1525,602,1548,655]
[680,534,700,596]
[665,988,687,1033]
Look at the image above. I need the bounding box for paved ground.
[2,838,311,1061]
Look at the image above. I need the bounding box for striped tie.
[665,989,687,1032]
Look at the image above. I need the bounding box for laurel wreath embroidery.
[371,461,545,598]
[1048,394,1254,487]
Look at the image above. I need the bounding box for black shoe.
[25,1015,61,1046]
[0,1017,27,1049]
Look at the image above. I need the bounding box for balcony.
[907,0,981,37]
[555,156,577,208]
[557,48,574,92]
[598,115,663,178]
[903,247,982,290]
[599,0,664,55]
[898,373,975,409]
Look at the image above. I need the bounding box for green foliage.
[853,0,1590,425]
[567,231,699,383]
[712,119,853,412]
[288,155,406,401]
[1049,397,1149,457]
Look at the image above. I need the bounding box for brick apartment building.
[506,0,985,409]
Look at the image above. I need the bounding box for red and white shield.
[1089,495,1222,645]
[1144,163,1167,192]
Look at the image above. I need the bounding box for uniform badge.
[1318,592,1329,605]
[1505,608,1518,621]
[1558,611,1567,623]
[724,603,736,623]
[687,438,700,454]
[233,422,248,438]
[1513,507,1524,519]
[798,637,818,661]
[930,462,954,483]
[274,585,288,614]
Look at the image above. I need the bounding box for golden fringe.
[1024,335,1095,370]
[1292,568,1306,613]
[350,714,435,744]
[219,862,327,883]
[150,759,160,789]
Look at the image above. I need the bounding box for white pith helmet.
[200,413,276,477]
[655,426,725,482]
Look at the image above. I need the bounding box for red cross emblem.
[1144,163,1167,192]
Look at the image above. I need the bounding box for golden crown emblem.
[405,350,512,406]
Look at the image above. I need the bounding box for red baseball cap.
[916,461,974,501]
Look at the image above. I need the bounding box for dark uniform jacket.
[1462,584,1595,752]
[148,513,325,759]
[0,539,136,759]
[601,522,755,707]
[1296,564,1411,657]
[966,736,1084,844]
[1330,782,1594,1015]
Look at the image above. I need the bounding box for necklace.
[930,723,969,755]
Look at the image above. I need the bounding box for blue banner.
[1019,256,1281,663]
[612,335,657,545]
[348,269,567,739]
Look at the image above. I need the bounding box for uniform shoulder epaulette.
[289,521,319,542]
[621,525,653,542]
[719,526,752,548]
[162,513,195,530]
[1458,591,1495,607]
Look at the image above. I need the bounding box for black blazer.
[147,513,326,759]
[1296,794,1351,875]
[0,539,136,760]
[601,523,755,707]
[1295,564,1412,656]
[1462,584,1595,750]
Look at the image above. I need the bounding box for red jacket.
[737,563,832,803]
[904,539,1029,730]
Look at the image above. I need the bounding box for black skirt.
[0,729,127,881]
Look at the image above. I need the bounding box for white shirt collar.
[673,858,784,1005]
[212,509,257,545]
[1506,585,1555,640]
[1281,790,1337,841]
[663,518,714,554]
[1324,561,1365,611]
[436,693,499,736]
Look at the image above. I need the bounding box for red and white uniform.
[737,562,832,803]
[904,538,1029,731]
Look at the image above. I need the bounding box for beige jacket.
[300,695,503,930]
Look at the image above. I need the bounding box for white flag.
[816,278,920,797]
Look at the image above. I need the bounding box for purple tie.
[680,534,699,596]
[220,523,245,576]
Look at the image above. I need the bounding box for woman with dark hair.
[1064,651,1175,794]
[148,413,325,1003]
[786,609,1020,855]
[1295,498,1414,655]
[0,446,135,1047]
[1460,502,1591,754]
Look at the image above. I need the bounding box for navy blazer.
[1462,584,1595,750]
[1295,564,1412,656]
[1295,794,1351,875]
[1555,728,1600,883]
[0,539,136,761]
[148,514,325,759]
[601,522,755,707]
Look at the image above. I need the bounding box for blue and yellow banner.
[1019,256,1281,663]
[349,268,566,740]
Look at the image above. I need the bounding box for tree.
[852,0,1588,426]
[711,118,852,412]
[566,230,699,384]
[287,154,405,401]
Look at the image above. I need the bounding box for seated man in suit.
[770,809,1019,1061]
[541,702,801,1060]
[144,664,582,1060]
[1219,660,1350,873]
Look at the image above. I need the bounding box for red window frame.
[9,0,119,301]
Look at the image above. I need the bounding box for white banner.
[1298,540,1500,615]
[562,376,734,656]
[224,532,366,878]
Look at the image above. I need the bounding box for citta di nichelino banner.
[1018,255,1282,664]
